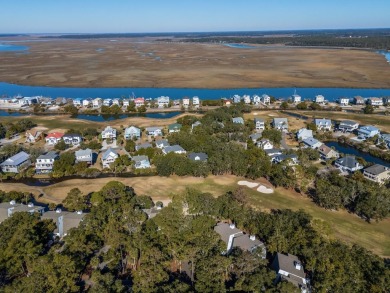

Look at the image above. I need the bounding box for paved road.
[280,132,291,150]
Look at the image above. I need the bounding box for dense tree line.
[0,119,36,139]
[1,182,389,292]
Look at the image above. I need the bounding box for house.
[45,132,64,145]
[0,201,45,224]
[135,143,153,151]
[273,154,299,165]
[35,151,58,174]
[314,118,332,131]
[0,151,31,173]
[25,130,42,143]
[191,121,202,130]
[92,98,102,108]
[112,98,121,106]
[378,133,390,148]
[265,148,282,157]
[272,118,288,131]
[296,128,313,141]
[233,95,241,103]
[75,148,93,165]
[101,126,117,139]
[103,99,112,107]
[168,123,182,133]
[41,209,86,238]
[182,98,190,108]
[132,155,151,169]
[252,95,261,105]
[292,94,301,103]
[162,145,186,155]
[243,95,251,104]
[82,99,91,107]
[232,117,244,124]
[314,95,325,103]
[383,97,390,106]
[188,152,208,162]
[357,125,380,139]
[155,139,170,149]
[157,96,170,108]
[257,139,273,150]
[354,96,365,105]
[73,98,82,107]
[338,120,359,132]
[339,98,349,106]
[122,99,130,107]
[142,206,162,219]
[124,126,141,140]
[192,96,200,107]
[249,133,262,143]
[261,94,271,105]
[55,97,67,105]
[271,253,308,293]
[335,156,363,173]
[214,222,266,258]
[101,148,119,168]
[302,137,322,149]
[223,99,232,106]
[368,97,383,106]
[62,134,82,146]
[363,164,390,184]
[254,118,265,130]
[134,97,145,107]
[173,99,181,106]
[145,127,163,137]
[318,144,339,160]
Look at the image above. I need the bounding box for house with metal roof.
[302,137,322,149]
[188,152,208,162]
[132,155,151,169]
[363,164,390,184]
[272,118,288,131]
[35,151,59,174]
[335,156,363,173]
[75,148,93,165]
[357,125,380,139]
[1,151,31,173]
[124,126,141,140]
[296,128,313,141]
[162,145,186,155]
[101,148,118,168]
[377,133,390,149]
[314,118,332,131]
[155,139,169,149]
[168,123,182,133]
[249,133,262,143]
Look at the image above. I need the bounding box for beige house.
[318,144,339,160]
[363,164,390,185]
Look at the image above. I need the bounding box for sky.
[1,0,390,33]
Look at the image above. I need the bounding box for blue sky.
[1,0,390,33]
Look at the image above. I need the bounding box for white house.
[272,118,288,131]
[296,128,313,141]
[257,139,273,150]
[252,95,261,105]
[92,98,102,108]
[192,96,200,107]
[292,94,301,103]
[73,98,82,107]
[314,118,332,131]
[122,99,130,107]
[132,155,151,169]
[101,126,117,139]
[168,123,182,133]
[134,97,145,107]
[25,130,42,143]
[75,148,93,165]
[82,99,91,107]
[314,95,325,103]
[357,125,380,139]
[45,132,64,145]
[62,134,82,146]
[157,96,170,108]
[368,97,383,106]
[261,94,271,105]
[124,126,141,140]
[101,148,119,168]
[0,152,31,174]
[103,99,112,107]
[146,127,163,137]
[243,95,251,104]
[233,95,241,103]
[35,151,59,174]
[182,98,190,108]
[112,98,121,106]
[354,96,365,105]
[339,98,349,106]
[302,137,322,149]
[254,118,265,130]
[273,154,299,165]
[335,156,363,173]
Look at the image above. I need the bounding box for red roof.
[47,132,64,139]
[134,97,145,103]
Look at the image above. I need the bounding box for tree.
[127,101,136,112]
[363,104,374,114]
[64,104,79,115]
[125,139,135,152]
[54,139,67,151]
[137,105,146,113]
[280,101,289,109]
[62,188,88,211]
[262,129,282,145]
[296,102,307,110]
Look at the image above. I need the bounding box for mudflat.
[1,37,390,88]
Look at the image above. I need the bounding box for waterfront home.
[338,120,359,132]
[92,98,102,108]
[339,98,349,106]
[155,139,170,149]
[112,98,121,106]
[162,145,186,155]
[157,96,170,108]
[302,137,322,149]
[73,98,82,107]
[252,95,261,105]
[192,96,200,107]
[223,99,232,106]
[25,130,42,143]
[101,126,117,139]
[363,164,390,184]
[55,97,67,105]
[233,95,241,104]
[378,133,390,148]
[214,222,266,257]
[368,97,383,106]
[354,96,365,105]
[41,209,86,238]
[383,97,390,105]
[271,253,308,293]
[314,95,325,103]
[265,148,283,158]
[318,144,339,160]
[182,97,190,108]
[261,94,271,105]
[82,99,91,107]
[63,134,82,146]
[292,94,301,103]
[272,118,288,131]
[122,99,130,107]
[103,99,112,107]
[257,139,273,150]
[135,143,153,151]
[101,148,119,168]
[146,127,163,137]
[35,151,58,174]
[0,202,45,224]
[124,126,141,140]
[188,152,208,162]
[314,118,332,131]
[45,132,64,145]
[191,121,202,130]
[232,117,244,124]
[132,155,151,169]
[249,133,262,143]
[75,148,93,165]
[296,128,313,141]
[335,156,363,173]
[254,118,265,130]
[134,97,145,107]
[243,95,251,104]
[173,99,181,106]
[273,154,299,165]
[357,125,380,139]
[168,123,182,133]
[0,151,31,173]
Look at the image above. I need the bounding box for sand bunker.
[257,185,274,194]
[237,181,259,188]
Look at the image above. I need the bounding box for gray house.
[41,209,86,238]
[1,151,31,173]
[335,156,363,173]
[162,145,186,155]
[338,120,359,132]
[35,151,59,174]
[75,148,93,165]
[0,201,45,223]
[188,152,208,162]
[124,126,141,140]
[296,128,313,141]
[155,139,170,149]
[272,118,288,131]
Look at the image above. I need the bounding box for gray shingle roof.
[272,253,306,279]
[132,155,149,162]
[336,156,359,168]
[37,151,58,160]
[1,151,30,166]
[302,137,321,146]
[102,148,118,160]
[188,152,208,161]
[364,164,388,175]
[135,143,153,150]
[75,148,92,157]
[164,145,185,153]
[156,139,169,147]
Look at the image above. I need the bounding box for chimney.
[229,223,236,229]
[27,202,34,208]
[55,208,62,213]
[250,235,256,241]
[10,200,16,205]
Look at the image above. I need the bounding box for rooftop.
[364,164,388,175]
[0,151,30,166]
[37,151,58,160]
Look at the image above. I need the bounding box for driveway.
[280,132,291,150]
